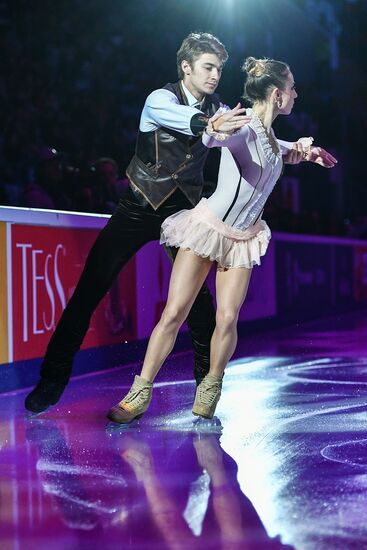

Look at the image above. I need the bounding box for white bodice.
[202,109,289,230]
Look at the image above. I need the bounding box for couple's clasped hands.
[208,103,338,169]
[207,102,250,134]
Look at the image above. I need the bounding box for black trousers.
[41,187,216,384]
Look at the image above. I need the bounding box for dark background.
[0,0,366,236]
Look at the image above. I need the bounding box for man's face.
[182,53,223,99]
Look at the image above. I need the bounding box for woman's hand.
[283,142,304,164]
[284,137,337,168]
[305,146,338,168]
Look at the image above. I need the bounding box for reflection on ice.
[1,337,367,549]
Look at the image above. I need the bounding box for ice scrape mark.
[321,438,367,468]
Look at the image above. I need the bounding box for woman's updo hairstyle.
[242,57,290,104]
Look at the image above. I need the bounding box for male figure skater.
[25,32,249,413]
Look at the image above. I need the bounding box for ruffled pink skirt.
[160,198,271,269]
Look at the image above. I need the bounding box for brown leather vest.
[126,81,220,209]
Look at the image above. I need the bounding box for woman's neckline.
[247,108,282,161]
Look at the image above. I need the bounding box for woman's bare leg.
[140,249,213,382]
[107,249,213,424]
[209,267,252,378]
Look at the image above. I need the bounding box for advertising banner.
[0,222,8,364]
[333,245,354,306]
[354,245,367,302]
[275,241,333,314]
[10,224,137,362]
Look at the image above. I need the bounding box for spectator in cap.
[22,147,72,210]
[81,157,125,214]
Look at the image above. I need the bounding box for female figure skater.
[107,57,337,423]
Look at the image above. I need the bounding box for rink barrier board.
[0,206,367,393]
[0,222,8,364]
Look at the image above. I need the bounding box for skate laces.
[123,386,150,406]
[119,377,152,409]
[198,378,222,405]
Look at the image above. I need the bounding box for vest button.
[186,154,193,159]
[172,174,178,180]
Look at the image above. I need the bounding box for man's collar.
[181,82,203,108]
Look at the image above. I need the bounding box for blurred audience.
[78,157,128,214]
[22,147,71,210]
[0,0,365,238]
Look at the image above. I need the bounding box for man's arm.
[141,91,249,136]
[202,123,250,149]
[141,89,203,135]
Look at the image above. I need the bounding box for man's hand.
[209,103,251,135]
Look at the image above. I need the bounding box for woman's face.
[279,71,298,115]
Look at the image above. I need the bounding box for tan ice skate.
[192,373,223,419]
[107,375,153,424]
